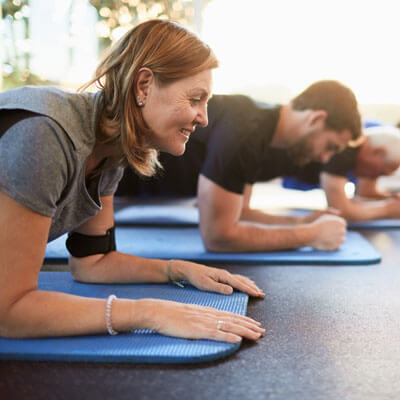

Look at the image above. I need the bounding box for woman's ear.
[135,68,154,106]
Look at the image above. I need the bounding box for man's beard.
[287,138,314,166]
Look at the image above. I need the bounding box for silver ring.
[216,320,224,330]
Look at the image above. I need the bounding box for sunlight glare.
[202,0,400,105]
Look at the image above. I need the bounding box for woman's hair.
[80,19,219,176]
[291,80,362,141]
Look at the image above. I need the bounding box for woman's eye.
[190,98,201,104]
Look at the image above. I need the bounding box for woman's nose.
[195,105,208,127]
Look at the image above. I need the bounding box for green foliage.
[2,0,32,89]
[2,0,29,18]
[1,0,209,89]
[3,70,54,91]
[89,0,204,50]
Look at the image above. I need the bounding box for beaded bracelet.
[105,294,119,335]
[166,259,185,288]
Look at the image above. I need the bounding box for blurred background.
[1,0,399,125]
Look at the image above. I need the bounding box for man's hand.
[309,214,347,250]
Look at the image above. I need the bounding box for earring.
[137,95,144,107]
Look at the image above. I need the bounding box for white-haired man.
[282,125,400,221]
[317,125,400,221]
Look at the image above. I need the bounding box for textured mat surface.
[0,272,248,363]
[45,229,381,265]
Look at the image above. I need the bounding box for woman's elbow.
[0,306,22,338]
[69,253,109,283]
[69,257,95,283]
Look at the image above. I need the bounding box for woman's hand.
[139,298,265,343]
[167,260,265,298]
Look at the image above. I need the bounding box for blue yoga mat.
[114,205,199,226]
[348,219,400,229]
[45,228,381,265]
[114,205,400,230]
[287,209,400,230]
[0,272,248,364]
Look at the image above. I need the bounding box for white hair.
[365,125,400,163]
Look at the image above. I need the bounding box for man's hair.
[366,125,400,163]
[80,19,219,177]
[291,80,362,140]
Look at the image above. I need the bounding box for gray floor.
[1,229,400,400]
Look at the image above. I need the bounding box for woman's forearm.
[0,287,265,342]
[69,251,169,284]
[0,289,145,338]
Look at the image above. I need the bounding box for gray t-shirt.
[0,86,124,242]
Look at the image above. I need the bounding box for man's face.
[288,127,352,166]
[354,141,400,178]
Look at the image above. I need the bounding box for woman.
[0,20,265,342]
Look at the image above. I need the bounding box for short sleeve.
[0,116,71,217]
[200,116,261,194]
[322,147,359,177]
[201,131,258,194]
[100,167,124,196]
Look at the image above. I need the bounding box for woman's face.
[141,69,213,156]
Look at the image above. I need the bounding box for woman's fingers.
[193,304,262,326]
[202,279,234,295]
[214,320,265,341]
[194,306,265,332]
[183,261,264,298]
[232,275,265,298]
[153,300,265,343]
[214,271,265,298]
[204,314,265,342]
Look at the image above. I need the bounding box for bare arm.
[356,177,392,199]
[240,184,339,225]
[69,195,264,297]
[321,172,400,221]
[69,195,174,284]
[0,191,133,338]
[240,184,303,225]
[0,192,263,341]
[197,175,346,252]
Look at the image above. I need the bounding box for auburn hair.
[80,19,218,176]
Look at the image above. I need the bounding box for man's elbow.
[201,226,238,253]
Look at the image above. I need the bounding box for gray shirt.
[0,86,124,242]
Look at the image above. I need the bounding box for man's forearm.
[240,207,302,225]
[201,219,317,252]
[356,178,391,199]
[335,198,400,221]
